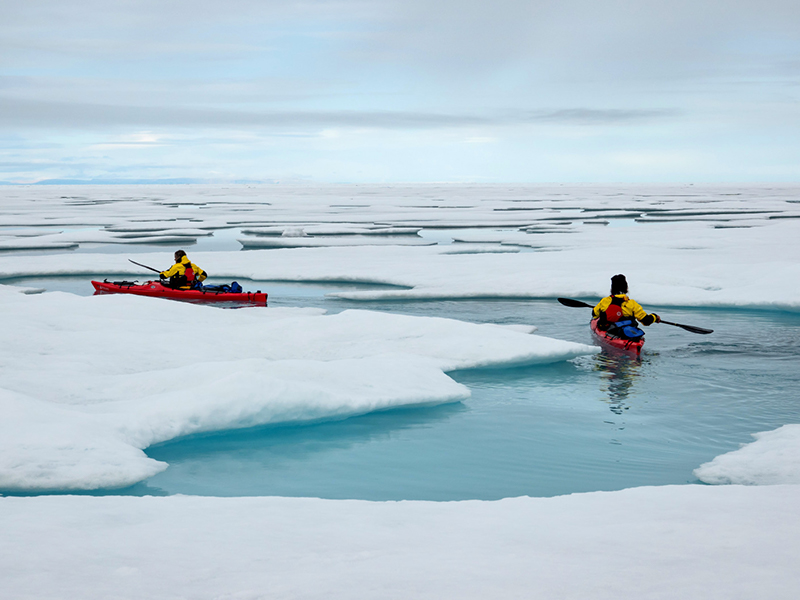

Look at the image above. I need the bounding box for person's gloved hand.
[654,313,661,323]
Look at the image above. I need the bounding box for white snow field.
[1,184,799,598]
[1,184,799,309]
[2,485,799,600]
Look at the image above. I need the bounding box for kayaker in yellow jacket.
[159,250,207,289]
[593,274,660,334]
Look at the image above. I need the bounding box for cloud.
[0,96,677,131]
[1,0,799,182]
[5,1,800,80]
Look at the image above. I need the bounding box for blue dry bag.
[614,320,645,340]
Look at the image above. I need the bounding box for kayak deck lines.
[92,280,268,306]
[590,318,644,355]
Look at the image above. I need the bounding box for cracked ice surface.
[2,184,800,599]
[1,184,799,310]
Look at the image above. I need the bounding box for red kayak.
[92,280,267,306]
[590,318,644,355]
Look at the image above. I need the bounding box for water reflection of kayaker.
[592,274,660,341]
[594,352,643,412]
[159,250,207,289]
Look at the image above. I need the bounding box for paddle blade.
[660,320,713,335]
[557,297,593,309]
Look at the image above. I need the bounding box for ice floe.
[0,287,594,491]
[1,184,798,310]
[1,214,799,309]
[2,183,799,247]
[238,235,436,248]
[241,225,422,236]
[2,484,799,599]
[2,183,799,598]
[694,425,800,485]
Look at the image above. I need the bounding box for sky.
[1,0,799,183]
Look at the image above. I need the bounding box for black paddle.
[557,297,713,335]
[129,259,162,275]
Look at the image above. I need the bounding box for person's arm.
[160,263,181,278]
[628,299,660,325]
[593,297,610,318]
[193,264,207,282]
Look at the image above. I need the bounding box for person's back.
[593,274,660,339]
[159,250,207,289]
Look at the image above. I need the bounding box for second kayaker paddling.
[591,274,660,349]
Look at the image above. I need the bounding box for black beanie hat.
[610,274,628,295]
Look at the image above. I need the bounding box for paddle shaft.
[128,259,162,274]
[556,297,713,334]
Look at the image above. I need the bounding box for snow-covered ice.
[695,424,800,485]
[238,235,436,248]
[2,484,799,599]
[1,184,799,309]
[0,285,594,491]
[1,184,799,598]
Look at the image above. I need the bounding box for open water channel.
[9,275,800,500]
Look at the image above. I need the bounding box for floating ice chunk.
[0,238,79,251]
[243,225,422,236]
[105,225,215,234]
[0,228,66,237]
[0,228,208,249]
[451,231,531,244]
[281,227,307,237]
[110,229,212,239]
[694,425,800,485]
[239,236,436,248]
[440,245,521,254]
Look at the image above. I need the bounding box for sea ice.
[0,287,594,491]
[1,184,799,598]
[694,425,800,485]
[1,484,798,599]
[238,235,436,248]
[1,191,798,309]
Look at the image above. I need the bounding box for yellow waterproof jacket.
[593,294,658,325]
[160,256,207,287]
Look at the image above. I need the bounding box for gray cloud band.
[0,98,676,131]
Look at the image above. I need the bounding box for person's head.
[174,249,186,263]
[610,274,628,295]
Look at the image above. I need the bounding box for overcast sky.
[1,0,799,183]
